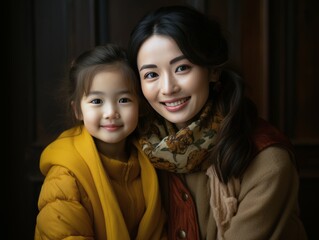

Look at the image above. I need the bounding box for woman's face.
[137,35,210,129]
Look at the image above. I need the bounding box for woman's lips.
[161,97,190,112]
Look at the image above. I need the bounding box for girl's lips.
[101,124,121,131]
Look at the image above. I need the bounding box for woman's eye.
[144,72,158,79]
[176,65,190,72]
[91,99,102,104]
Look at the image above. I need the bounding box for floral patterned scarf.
[139,101,223,173]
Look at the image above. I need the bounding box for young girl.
[128,5,307,240]
[34,44,166,240]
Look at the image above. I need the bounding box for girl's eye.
[91,99,102,104]
[176,65,190,72]
[119,98,131,103]
[144,72,158,79]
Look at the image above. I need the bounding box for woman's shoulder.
[252,145,294,169]
[238,146,299,206]
[243,146,298,185]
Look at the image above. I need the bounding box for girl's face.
[78,68,138,150]
[137,35,210,129]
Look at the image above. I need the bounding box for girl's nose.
[103,108,120,119]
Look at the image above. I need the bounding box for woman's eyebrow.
[139,64,157,71]
[170,55,186,65]
[139,55,186,72]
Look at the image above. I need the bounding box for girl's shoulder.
[38,165,83,208]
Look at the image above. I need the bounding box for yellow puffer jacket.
[34,126,167,240]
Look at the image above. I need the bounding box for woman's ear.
[209,68,221,83]
[71,101,83,120]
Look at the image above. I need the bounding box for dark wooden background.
[7,0,318,239]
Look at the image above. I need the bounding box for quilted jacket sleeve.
[34,165,95,240]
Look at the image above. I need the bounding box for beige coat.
[160,146,308,240]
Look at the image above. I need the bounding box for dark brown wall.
[8,0,319,239]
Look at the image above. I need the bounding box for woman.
[128,5,307,240]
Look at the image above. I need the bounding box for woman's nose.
[161,73,180,95]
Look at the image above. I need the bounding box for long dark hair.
[128,5,258,183]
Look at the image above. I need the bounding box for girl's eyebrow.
[87,89,131,95]
[139,55,186,72]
